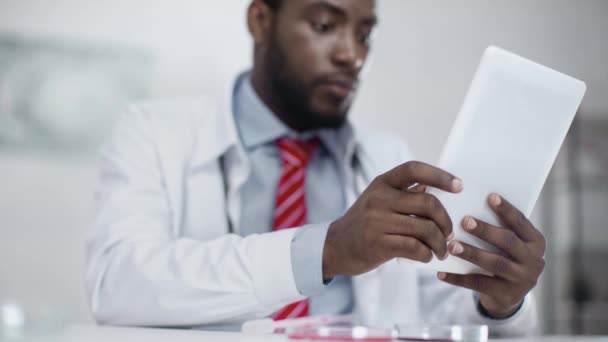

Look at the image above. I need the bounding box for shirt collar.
[233,72,287,149]
[233,72,357,163]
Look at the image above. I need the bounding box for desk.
[57,325,608,342]
[61,325,284,342]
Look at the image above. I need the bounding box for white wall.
[0,0,607,327]
[1,0,606,157]
[0,152,97,323]
[352,0,608,161]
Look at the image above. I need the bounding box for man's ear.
[247,0,274,46]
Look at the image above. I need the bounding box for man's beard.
[265,32,350,131]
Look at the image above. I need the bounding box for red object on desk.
[287,334,393,341]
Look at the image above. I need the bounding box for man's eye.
[311,21,335,33]
[359,32,372,45]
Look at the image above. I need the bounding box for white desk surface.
[58,325,607,342]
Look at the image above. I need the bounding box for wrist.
[478,295,523,319]
[322,222,338,281]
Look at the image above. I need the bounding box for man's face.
[264,0,377,129]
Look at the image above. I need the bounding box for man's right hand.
[322,161,463,280]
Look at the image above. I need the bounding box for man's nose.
[331,31,364,71]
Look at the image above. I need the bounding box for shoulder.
[122,95,219,131]
[104,93,227,167]
[110,93,227,151]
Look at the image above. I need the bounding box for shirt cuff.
[469,292,537,337]
[290,222,333,297]
[473,291,527,321]
[474,292,524,320]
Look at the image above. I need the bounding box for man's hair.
[261,0,282,11]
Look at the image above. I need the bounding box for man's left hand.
[437,193,546,319]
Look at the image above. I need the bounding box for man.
[86,0,545,336]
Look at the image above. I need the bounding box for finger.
[488,194,545,246]
[383,235,433,263]
[391,190,453,239]
[448,240,523,282]
[407,183,427,193]
[383,161,463,193]
[461,216,528,262]
[437,272,502,296]
[386,213,448,260]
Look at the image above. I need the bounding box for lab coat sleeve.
[85,106,304,327]
[417,268,537,337]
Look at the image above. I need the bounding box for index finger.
[383,161,463,193]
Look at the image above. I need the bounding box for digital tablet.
[399,46,586,274]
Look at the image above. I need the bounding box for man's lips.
[318,78,358,99]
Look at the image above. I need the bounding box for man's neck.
[250,66,310,132]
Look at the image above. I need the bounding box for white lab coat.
[86,74,536,336]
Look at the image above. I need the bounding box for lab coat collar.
[189,72,245,169]
[189,71,366,171]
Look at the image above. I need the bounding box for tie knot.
[276,137,321,168]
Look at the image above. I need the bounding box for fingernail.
[451,242,464,255]
[464,216,477,231]
[447,232,455,240]
[441,250,449,260]
[452,178,463,192]
[437,272,447,280]
[490,193,501,206]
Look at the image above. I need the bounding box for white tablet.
[400,46,586,274]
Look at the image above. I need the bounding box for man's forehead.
[286,0,377,20]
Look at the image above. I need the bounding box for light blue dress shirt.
[233,73,354,315]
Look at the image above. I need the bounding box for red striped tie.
[271,137,321,321]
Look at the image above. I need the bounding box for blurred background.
[0,0,606,335]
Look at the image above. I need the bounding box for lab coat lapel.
[188,72,250,236]
[349,137,383,327]
[349,132,420,328]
